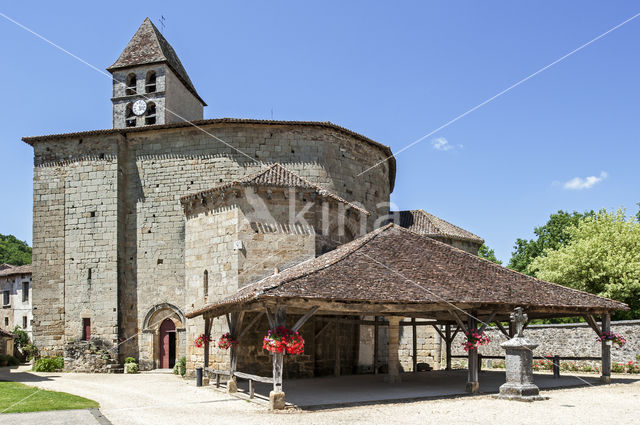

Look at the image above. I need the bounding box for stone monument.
[495,307,548,401]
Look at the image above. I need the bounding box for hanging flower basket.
[597,331,626,349]
[217,332,239,350]
[462,330,490,352]
[194,333,212,348]
[263,326,305,355]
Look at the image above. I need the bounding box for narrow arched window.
[145,102,156,125]
[125,73,137,95]
[125,103,136,127]
[203,270,209,299]
[146,70,156,93]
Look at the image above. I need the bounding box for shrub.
[173,356,186,376]
[12,326,30,349]
[611,362,626,373]
[124,357,136,364]
[23,344,39,361]
[33,356,64,372]
[125,363,139,374]
[0,354,20,366]
[490,360,506,369]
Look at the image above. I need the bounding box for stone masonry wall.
[448,320,640,364]
[164,67,203,124]
[63,150,119,347]
[32,163,66,354]
[31,122,392,369]
[358,319,442,373]
[32,135,121,354]
[398,324,442,371]
[189,313,359,379]
[183,185,363,373]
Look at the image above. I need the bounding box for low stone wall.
[398,324,441,371]
[64,340,119,373]
[447,320,640,364]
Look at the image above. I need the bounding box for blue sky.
[1,1,639,263]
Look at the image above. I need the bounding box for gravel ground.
[1,366,638,425]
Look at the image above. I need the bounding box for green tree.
[508,210,593,275]
[0,234,32,266]
[12,326,30,350]
[529,209,640,320]
[478,244,502,265]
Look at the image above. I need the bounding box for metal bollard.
[196,367,203,387]
[553,355,560,379]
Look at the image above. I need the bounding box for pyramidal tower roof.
[107,18,205,105]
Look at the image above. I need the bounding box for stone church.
[24,18,483,372]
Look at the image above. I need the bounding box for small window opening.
[125,103,136,127]
[82,318,91,341]
[4,317,8,326]
[145,70,156,93]
[22,282,29,302]
[203,270,209,299]
[157,259,163,265]
[88,268,92,280]
[145,102,156,125]
[22,316,27,328]
[90,211,96,218]
[125,73,137,95]
[3,290,9,306]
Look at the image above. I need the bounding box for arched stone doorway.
[159,318,176,369]
[140,303,186,370]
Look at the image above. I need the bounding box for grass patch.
[0,381,98,413]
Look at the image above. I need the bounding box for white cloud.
[431,137,462,151]
[563,171,608,190]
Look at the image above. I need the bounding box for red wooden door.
[82,318,91,341]
[159,319,176,369]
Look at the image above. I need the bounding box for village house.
[0,264,33,338]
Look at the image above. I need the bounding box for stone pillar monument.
[495,307,548,401]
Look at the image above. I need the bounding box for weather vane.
[160,15,166,32]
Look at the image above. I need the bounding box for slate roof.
[0,264,32,277]
[181,163,369,215]
[187,224,626,319]
[392,210,484,244]
[107,18,206,105]
[22,119,395,191]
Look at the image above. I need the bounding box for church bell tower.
[107,18,206,129]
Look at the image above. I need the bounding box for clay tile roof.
[187,224,627,318]
[107,18,206,105]
[392,210,484,244]
[0,264,32,277]
[180,163,369,216]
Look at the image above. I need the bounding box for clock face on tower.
[132,100,147,116]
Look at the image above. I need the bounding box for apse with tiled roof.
[391,209,484,254]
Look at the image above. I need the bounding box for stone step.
[106,364,124,374]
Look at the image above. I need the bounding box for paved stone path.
[1,409,104,425]
[1,366,639,424]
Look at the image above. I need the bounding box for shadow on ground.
[226,369,639,410]
[0,366,60,383]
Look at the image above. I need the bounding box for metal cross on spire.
[510,307,528,338]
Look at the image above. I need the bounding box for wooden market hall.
[187,224,627,409]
